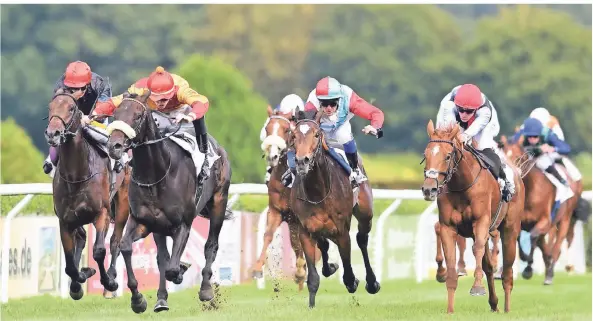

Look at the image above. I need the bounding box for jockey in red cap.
[436,84,515,202]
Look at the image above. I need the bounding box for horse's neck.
[132,123,171,179]
[59,131,91,175]
[449,149,480,190]
[301,153,331,195]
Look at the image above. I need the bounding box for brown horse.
[289,109,380,308]
[421,121,523,314]
[252,106,307,290]
[499,135,583,284]
[44,89,131,300]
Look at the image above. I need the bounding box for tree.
[0,118,50,183]
[175,54,268,183]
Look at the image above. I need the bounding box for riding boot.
[497,165,513,203]
[545,164,569,186]
[345,152,360,188]
[192,117,209,184]
[43,146,59,175]
[281,149,296,187]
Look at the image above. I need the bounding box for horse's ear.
[314,110,322,124]
[266,104,274,116]
[122,91,131,99]
[295,106,306,121]
[426,119,435,137]
[72,89,85,100]
[450,124,460,139]
[140,88,151,102]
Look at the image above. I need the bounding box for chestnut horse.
[252,106,307,290]
[45,89,131,300]
[421,121,523,314]
[289,109,380,308]
[499,135,583,284]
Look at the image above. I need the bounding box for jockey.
[260,94,304,185]
[93,66,211,183]
[436,83,515,202]
[282,76,384,188]
[43,61,113,176]
[521,117,572,186]
[514,107,582,184]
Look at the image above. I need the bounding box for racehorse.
[289,108,381,308]
[499,134,583,284]
[252,105,308,290]
[421,120,523,314]
[106,91,233,313]
[45,88,131,300]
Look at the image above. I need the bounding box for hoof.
[469,285,486,296]
[543,277,553,286]
[154,299,169,312]
[102,289,117,299]
[102,278,119,292]
[457,269,467,277]
[565,264,575,274]
[322,263,339,277]
[69,284,84,301]
[199,287,215,302]
[365,281,381,294]
[436,273,447,283]
[345,278,359,294]
[252,270,263,279]
[494,267,503,280]
[80,267,96,280]
[131,294,147,314]
[165,269,180,283]
[522,267,533,280]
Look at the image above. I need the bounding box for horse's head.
[291,107,324,176]
[44,88,84,147]
[261,105,295,167]
[106,89,152,159]
[421,120,464,201]
[498,135,524,162]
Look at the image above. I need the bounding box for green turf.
[2,273,590,321]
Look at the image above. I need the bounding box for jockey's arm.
[436,100,457,129]
[304,89,319,112]
[176,84,209,120]
[348,91,384,129]
[547,133,571,155]
[91,81,144,117]
[464,107,492,138]
[93,75,113,104]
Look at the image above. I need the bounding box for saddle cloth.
[542,164,574,203]
[168,132,220,180]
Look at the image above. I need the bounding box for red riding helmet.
[454,84,484,109]
[63,61,92,88]
[147,66,177,101]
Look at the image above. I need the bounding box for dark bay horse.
[106,91,232,314]
[45,89,131,300]
[253,106,308,290]
[421,121,523,314]
[289,109,380,308]
[499,135,583,284]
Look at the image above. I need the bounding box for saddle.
[465,145,501,180]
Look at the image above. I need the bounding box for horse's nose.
[295,156,310,166]
[421,185,438,201]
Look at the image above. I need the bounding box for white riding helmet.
[530,107,551,125]
[277,94,304,116]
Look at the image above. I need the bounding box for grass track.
[2,273,591,321]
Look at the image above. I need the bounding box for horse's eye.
[445,154,451,161]
[315,131,320,138]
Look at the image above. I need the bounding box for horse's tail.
[224,206,234,220]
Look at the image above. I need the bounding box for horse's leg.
[434,222,447,282]
[469,215,489,296]
[287,217,307,290]
[546,213,571,285]
[120,216,150,314]
[457,235,468,277]
[482,238,499,312]
[524,215,551,279]
[334,232,359,294]
[93,207,118,293]
[299,227,320,308]
[440,224,458,314]
[490,231,502,279]
[252,206,283,279]
[565,219,576,273]
[500,221,519,313]
[107,188,130,293]
[317,237,339,277]
[153,233,171,312]
[352,204,380,294]
[536,235,553,286]
[199,189,229,302]
[165,223,190,285]
[59,222,95,301]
